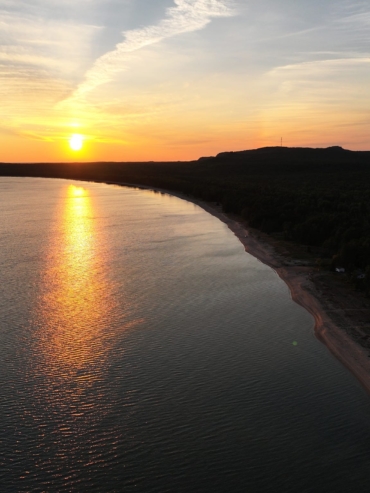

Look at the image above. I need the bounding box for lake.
[1,177,370,492]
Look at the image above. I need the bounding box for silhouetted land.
[1,146,370,291]
[4,146,370,387]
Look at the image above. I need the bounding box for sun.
[69,134,84,151]
[70,185,86,197]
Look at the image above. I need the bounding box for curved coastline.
[105,180,370,395]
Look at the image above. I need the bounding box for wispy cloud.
[64,0,234,103]
[266,58,370,110]
[0,6,101,128]
[269,57,370,79]
[0,11,101,77]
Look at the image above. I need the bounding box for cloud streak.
[65,0,234,102]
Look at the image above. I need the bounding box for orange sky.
[1,1,369,162]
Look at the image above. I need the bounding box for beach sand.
[198,199,370,395]
[108,181,370,395]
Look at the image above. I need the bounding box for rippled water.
[1,177,370,493]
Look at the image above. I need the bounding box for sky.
[1,0,369,162]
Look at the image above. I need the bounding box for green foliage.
[1,146,370,291]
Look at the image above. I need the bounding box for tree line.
[1,146,370,293]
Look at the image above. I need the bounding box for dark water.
[1,177,370,493]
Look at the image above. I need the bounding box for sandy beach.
[108,181,370,395]
[198,199,370,395]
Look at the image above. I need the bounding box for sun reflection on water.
[34,185,115,394]
[21,183,145,479]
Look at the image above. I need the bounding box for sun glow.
[71,185,86,197]
[69,133,84,151]
[34,184,111,383]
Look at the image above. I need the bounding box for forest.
[1,146,370,293]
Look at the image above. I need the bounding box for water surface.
[1,177,370,492]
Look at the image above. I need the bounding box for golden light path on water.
[2,178,370,492]
[37,185,112,385]
[21,183,145,479]
[30,184,140,426]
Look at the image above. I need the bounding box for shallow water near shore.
[1,176,370,493]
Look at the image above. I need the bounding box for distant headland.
[1,145,370,391]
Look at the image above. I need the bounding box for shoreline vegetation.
[198,198,370,396]
[2,145,370,393]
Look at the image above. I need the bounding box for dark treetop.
[2,146,370,292]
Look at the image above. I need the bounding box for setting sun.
[70,185,86,197]
[69,134,84,151]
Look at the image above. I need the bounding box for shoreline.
[13,175,370,395]
[106,180,370,395]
